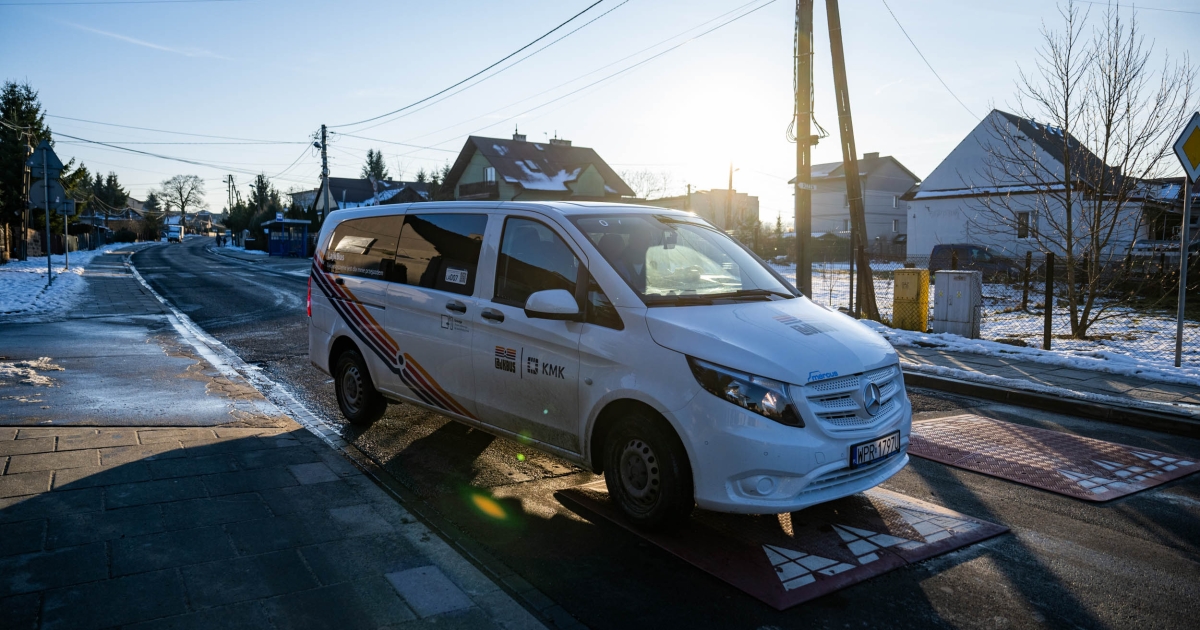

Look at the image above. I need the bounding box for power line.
[880,0,977,120]
[55,131,314,184]
[429,0,780,150]
[384,0,771,151]
[330,0,606,129]
[56,140,306,145]
[46,114,302,143]
[1077,0,1200,16]
[329,132,459,153]
[345,0,631,134]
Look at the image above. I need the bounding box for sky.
[1,0,1196,226]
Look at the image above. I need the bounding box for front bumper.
[669,379,912,514]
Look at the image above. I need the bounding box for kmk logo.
[541,362,566,379]
[494,346,517,373]
[526,357,539,375]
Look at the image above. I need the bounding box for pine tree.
[360,149,389,181]
[0,81,51,255]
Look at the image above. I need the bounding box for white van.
[308,202,911,529]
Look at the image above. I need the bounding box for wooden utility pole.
[794,0,814,296]
[726,163,735,232]
[320,124,330,222]
[826,0,879,320]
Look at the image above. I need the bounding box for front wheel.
[334,348,386,425]
[603,412,694,531]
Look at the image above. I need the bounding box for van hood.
[644,297,897,385]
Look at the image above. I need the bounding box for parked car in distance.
[165,225,183,243]
[929,244,1022,281]
[308,201,912,530]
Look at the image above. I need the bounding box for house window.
[892,219,899,232]
[842,219,850,231]
[892,195,898,208]
[483,166,496,183]
[843,194,849,207]
[1017,212,1030,239]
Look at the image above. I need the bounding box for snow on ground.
[0,243,152,315]
[220,245,269,255]
[774,262,1200,371]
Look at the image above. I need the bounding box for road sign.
[26,140,64,178]
[54,200,77,216]
[275,211,283,221]
[27,179,67,210]
[1173,112,1200,183]
[794,182,816,191]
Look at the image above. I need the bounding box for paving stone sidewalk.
[0,425,543,629]
[0,250,548,629]
[896,345,1200,417]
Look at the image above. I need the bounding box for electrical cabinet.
[892,268,929,332]
[932,270,982,338]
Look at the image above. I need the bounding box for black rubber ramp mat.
[910,414,1199,501]
[557,480,1007,610]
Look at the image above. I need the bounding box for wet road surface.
[132,238,1200,629]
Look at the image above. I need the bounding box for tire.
[603,411,694,531]
[333,348,386,425]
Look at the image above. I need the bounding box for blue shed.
[260,218,311,257]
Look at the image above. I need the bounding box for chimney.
[549,138,572,147]
[513,125,526,142]
[863,152,879,160]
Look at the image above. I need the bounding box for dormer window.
[524,160,541,172]
[484,167,496,183]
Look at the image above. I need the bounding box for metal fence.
[798,252,1200,368]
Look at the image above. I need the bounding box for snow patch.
[0,243,151,315]
[0,357,64,387]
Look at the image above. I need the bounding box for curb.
[904,370,1200,438]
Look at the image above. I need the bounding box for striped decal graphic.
[311,260,475,420]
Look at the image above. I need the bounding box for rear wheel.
[603,411,694,531]
[334,348,386,425]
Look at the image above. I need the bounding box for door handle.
[445,300,467,314]
[481,308,505,323]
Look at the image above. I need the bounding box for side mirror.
[524,289,581,321]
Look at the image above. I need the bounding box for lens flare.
[471,493,507,520]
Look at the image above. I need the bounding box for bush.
[113,228,138,243]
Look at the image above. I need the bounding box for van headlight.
[686,357,804,427]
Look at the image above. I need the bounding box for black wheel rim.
[341,364,363,415]
[618,438,661,514]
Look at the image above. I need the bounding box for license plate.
[850,431,901,468]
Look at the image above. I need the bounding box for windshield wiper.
[707,288,795,300]
[644,294,714,307]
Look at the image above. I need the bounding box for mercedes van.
[309,202,911,529]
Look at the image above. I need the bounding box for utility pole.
[320,124,330,222]
[826,0,879,321]
[794,0,814,296]
[42,147,51,285]
[726,163,735,232]
[1178,177,1192,367]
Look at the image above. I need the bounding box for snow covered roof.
[446,136,635,197]
[787,153,920,185]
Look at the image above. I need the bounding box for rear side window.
[394,214,488,296]
[494,218,579,307]
[324,216,402,281]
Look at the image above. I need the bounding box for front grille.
[799,364,903,433]
[796,455,898,497]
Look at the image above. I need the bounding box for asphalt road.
[133,237,1200,629]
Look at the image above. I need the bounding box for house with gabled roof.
[294,178,430,219]
[444,132,635,201]
[789,153,920,256]
[905,109,1153,260]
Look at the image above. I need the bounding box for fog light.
[756,476,776,495]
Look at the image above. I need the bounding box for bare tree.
[159,175,208,229]
[620,169,675,200]
[968,1,1195,337]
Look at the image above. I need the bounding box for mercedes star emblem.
[864,382,883,416]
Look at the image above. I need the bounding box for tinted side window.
[324,216,402,281]
[585,278,623,330]
[494,218,579,307]
[394,214,488,296]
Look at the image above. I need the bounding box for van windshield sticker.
[445,267,468,285]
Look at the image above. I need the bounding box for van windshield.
[570,214,796,306]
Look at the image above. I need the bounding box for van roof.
[322,200,696,222]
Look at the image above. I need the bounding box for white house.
[906,109,1147,261]
[790,153,919,256]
